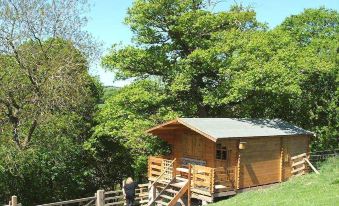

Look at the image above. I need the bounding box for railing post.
[96,190,105,206]
[172,158,177,180]
[11,196,17,206]
[211,168,215,194]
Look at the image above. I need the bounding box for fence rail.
[291,149,338,177]
[6,185,149,206]
[36,196,96,206]
[104,184,148,206]
[291,153,307,176]
[309,149,338,167]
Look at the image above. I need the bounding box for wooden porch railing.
[191,165,214,193]
[190,165,234,194]
[148,156,235,195]
[148,156,176,183]
[291,153,319,176]
[291,153,308,176]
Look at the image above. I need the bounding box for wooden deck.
[148,156,236,202]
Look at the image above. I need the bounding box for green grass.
[210,157,339,206]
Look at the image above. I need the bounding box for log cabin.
[146,118,313,205]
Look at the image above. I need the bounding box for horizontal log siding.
[239,137,281,188]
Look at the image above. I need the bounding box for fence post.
[96,190,105,206]
[11,196,17,206]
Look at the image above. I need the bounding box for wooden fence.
[104,184,148,206]
[291,153,307,176]
[291,153,320,176]
[310,149,338,167]
[290,149,338,177]
[6,184,149,206]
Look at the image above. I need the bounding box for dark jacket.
[124,182,138,199]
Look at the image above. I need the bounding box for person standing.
[123,177,138,206]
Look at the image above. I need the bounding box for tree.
[0,0,102,204]
[102,0,265,117]
[277,8,339,150]
[103,2,338,151]
[0,0,100,149]
[91,80,175,180]
[278,7,339,46]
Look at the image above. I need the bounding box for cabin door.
[182,132,203,160]
[215,140,237,167]
[215,140,237,184]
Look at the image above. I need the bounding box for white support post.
[11,196,17,206]
[148,182,157,203]
[96,190,105,206]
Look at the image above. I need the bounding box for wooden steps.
[175,176,187,182]
[215,185,227,190]
[148,156,237,205]
[160,194,173,200]
[155,200,168,206]
[170,181,187,188]
[149,178,189,206]
[164,188,179,194]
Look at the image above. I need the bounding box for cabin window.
[216,143,227,160]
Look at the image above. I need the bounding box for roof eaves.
[215,133,314,139]
[178,118,217,142]
[146,119,179,133]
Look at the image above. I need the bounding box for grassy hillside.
[210,157,339,206]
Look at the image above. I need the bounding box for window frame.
[216,143,228,161]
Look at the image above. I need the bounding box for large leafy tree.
[0,39,100,148]
[0,0,100,149]
[0,0,102,204]
[103,1,338,150]
[102,0,265,117]
[276,8,339,149]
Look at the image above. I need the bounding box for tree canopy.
[0,0,338,204]
[102,0,338,156]
[0,0,102,204]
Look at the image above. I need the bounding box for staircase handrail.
[167,180,189,206]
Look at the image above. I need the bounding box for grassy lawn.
[210,157,339,206]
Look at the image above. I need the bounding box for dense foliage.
[89,80,175,181]
[102,1,338,159]
[0,0,102,204]
[0,0,337,204]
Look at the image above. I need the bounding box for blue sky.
[86,0,339,87]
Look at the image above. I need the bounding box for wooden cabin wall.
[238,136,281,188]
[282,135,310,180]
[155,129,310,189]
[237,135,310,189]
[157,129,216,168]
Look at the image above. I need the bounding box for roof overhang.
[146,118,314,142]
[146,118,218,142]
